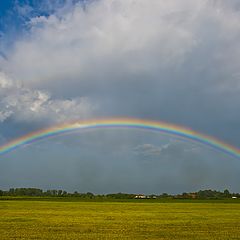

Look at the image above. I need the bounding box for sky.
[0,0,240,194]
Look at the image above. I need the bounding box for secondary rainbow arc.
[0,118,240,158]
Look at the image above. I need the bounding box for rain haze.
[0,0,240,194]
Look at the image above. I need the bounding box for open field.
[1,200,240,239]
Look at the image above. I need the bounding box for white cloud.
[134,143,170,157]
[1,0,239,99]
[0,0,239,92]
[1,0,204,89]
[134,141,201,158]
[0,110,13,122]
[0,72,95,123]
[0,72,13,88]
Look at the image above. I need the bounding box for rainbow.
[0,118,240,158]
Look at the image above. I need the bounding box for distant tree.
[160,193,169,198]
[224,189,230,197]
[197,189,227,199]
[9,188,15,196]
[62,191,67,196]
[182,192,188,198]
[73,191,80,197]
[86,192,94,198]
[106,193,135,199]
[1,187,236,199]
[52,190,58,196]
[46,190,52,196]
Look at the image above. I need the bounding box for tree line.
[0,188,239,199]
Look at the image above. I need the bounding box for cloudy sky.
[0,0,240,194]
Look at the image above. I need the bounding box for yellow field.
[0,200,240,239]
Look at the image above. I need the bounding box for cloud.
[134,143,170,157]
[133,141,201,159]
[0,0,239,146]
[0,72,95,124]
[1,0,198,89]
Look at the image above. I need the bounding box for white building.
[135,195,146,199]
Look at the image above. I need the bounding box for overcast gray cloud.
[0,130,239,194]
[0,0,240,193]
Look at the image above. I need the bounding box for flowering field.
[0,200,240,239]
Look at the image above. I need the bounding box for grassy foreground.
[0,200,240,239]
